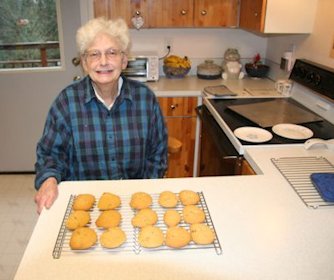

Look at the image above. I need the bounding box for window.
[0,0,61,69]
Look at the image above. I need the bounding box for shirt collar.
[84,75,133,106]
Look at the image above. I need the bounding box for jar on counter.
[197,60,222,80]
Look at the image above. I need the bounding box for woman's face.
[81,33,128,87]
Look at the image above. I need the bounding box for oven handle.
[195,105,204,120]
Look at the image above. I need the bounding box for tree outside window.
[0,0,60,69]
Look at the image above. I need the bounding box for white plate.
[272,123,313,140]
[233,127,273,143]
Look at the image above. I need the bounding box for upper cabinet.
[94,0,238,28]
[148,0,194,27]
[239,0,318,34]
[194,0,238,27]
[93,0,149,28]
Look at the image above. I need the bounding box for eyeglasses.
[84,48,124,62]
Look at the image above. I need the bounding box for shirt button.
[111,158,115,161]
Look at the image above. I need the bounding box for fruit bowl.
[163,65,191,79]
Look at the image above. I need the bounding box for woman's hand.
[34,177,59,214]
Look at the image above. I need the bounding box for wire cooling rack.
[53,192,222,259]
[271,156,334,209]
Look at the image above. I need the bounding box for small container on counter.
[197,60,222,80]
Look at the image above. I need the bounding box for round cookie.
[179,190,200,206]
[100,227,127,249]
[163,209,181,227]
[190,223,215,245]
[66,210,90,230]
[165,226,191,248]
[130,192,152,210]
[182,205,205,224]
[72,194,95,211]
[98,192,121,210]
[95,210,121,228]
[138,225,164,248]
[69,227,97,250]
[158,191,178,208]
[132,208,158,228]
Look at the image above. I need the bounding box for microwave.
[122,52,159,82]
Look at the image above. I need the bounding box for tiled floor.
[0,174,38,280]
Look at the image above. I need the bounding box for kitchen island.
[15,146,334,280]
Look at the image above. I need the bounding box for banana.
[164,55,191,68]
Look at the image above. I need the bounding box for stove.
[203,59,334,155]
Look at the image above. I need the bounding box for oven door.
[197,105,243,176]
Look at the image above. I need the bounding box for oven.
[197,105,243,176]
[198,59,334,176]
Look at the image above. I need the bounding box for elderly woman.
[34,17,168,214]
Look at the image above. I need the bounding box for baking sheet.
[227,99,323,128]
[204,85,237,97]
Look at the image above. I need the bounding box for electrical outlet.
[164,37,173,52]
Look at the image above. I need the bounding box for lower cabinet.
[241,159,256,175]
[158,96,197,178]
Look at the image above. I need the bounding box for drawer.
[158,97,197,117]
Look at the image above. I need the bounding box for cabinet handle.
[135,10,141,16]
[254,12,258,17]
[201,10,207,16]
[180,9,187,15]
[170,104,178,110]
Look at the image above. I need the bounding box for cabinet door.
[158,97,197,178]
[148,0,193,27]
[194,0,238,27]
[239,0,265,32]
[158,97,197,117]
[165,116,196,178]
[94,0,149,28]
[239,0,317,34]
[241,159,256,175]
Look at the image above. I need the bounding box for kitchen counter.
[15,146,334,280]
[148,76,278,97]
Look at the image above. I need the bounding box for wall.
[130,28,267,76]
[265,0,334,123]
[266,0,334,79]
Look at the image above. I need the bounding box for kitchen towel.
[310,173,334,202]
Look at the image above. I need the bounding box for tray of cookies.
[53,190,222,259]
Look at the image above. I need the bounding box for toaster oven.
[122,52,159,82]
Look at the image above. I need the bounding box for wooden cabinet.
[94,0,238,28]
[241,159,256,175]
[93,0,149,28]
[158,97,197,178]
[194,0,238,27]
[149,0,194,27]
[239,0,317,34]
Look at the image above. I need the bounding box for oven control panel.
[289,59,334,100]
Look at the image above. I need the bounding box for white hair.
[76,17,130,55]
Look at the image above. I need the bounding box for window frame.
[0,0,65,73]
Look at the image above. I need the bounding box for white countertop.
[15,146,334,280]
[148,76,278,97]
